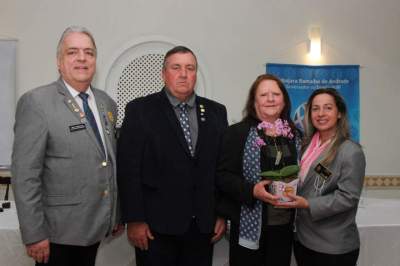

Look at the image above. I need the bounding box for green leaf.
[259,165,300,180]
[280,165,300,177]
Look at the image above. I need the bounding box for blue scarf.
[238,127,263,250]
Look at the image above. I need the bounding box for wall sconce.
[308,27,321,60]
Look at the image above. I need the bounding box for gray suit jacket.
[12,79,119,246]
[295,140,366,254]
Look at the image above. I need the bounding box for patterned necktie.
[78,92,105,154]
[178,102,194,156]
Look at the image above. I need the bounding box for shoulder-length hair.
[303,88,351,165]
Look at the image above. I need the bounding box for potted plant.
[260,165,300,203]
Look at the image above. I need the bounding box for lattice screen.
[116,53,164,126]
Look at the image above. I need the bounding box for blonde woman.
[277,88,365,266]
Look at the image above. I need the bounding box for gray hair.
[56,26,97,58]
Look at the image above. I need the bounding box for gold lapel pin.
[107,111,114,123]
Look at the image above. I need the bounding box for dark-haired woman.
[276,88,366,266]
[216,74,301,266]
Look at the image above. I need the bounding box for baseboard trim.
[365,176,400,188]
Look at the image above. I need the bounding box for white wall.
[1,0,399,175]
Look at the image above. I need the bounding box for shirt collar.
[164,87,196,108]
[63,79,93,99]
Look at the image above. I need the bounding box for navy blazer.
[117,89,228,235]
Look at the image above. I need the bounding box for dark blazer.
[117,89,228,235]
[215,119,255,224]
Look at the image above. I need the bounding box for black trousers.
[135,219,213,266]
[294,240,359,266]
[36,242,100,266]
[229,222,293,266]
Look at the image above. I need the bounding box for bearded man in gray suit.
[12,26,123,266]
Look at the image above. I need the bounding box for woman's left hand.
[273,193,309,209]
[253,180,280,204]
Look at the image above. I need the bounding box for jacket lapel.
[94,91,115,161]
[158,90,193,157]
[57,80,84,122]
[193,97,208,158]
[57,80,104,157]
[299,152,327,190]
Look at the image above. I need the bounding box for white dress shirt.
[63,80,107,158]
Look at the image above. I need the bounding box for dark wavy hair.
[242,74,295,129]
[303,88,351,165]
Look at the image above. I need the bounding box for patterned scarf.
[238,127,263,250]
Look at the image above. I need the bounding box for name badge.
[69,123,86,132]
[314,163,332,180]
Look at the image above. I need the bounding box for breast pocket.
[44,194,81,206]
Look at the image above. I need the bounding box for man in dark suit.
[118,46,228,266]
[12,26,123,266]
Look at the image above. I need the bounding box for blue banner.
[266,64,360,142]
